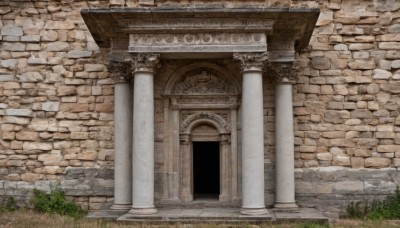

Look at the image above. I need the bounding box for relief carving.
[180,112,230,133]
[173,70,237,95]
[106,61,131,83]
[130,33,266,47]
[267,62,300,83]
[125,53,161,73]
[233,52,270,72]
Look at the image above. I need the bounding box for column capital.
[267,61,300,84]
[233,52,270,72]
[126,53,161,74]
[106,61,131,83]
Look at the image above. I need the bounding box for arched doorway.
[162,63,240,204]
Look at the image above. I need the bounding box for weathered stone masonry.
[0,0,400,218]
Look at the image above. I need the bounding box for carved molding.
[180,134,190,145]
[173,70,237,95]
[233,52,270,72]
[127,19,273,32]
[126,53,161,73]
[129,33,267,53]
[220,134,231,145]
[106,61,131,83]
[266,62,300,83]
[180,112,230,133]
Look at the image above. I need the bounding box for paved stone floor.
[88,204,328,224]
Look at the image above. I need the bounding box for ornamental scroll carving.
[106,61,131,83]
[266,62,300,83]
[233,52,270,72]
[173,70,237,95]
[180,112,230,133]
[125,53,161,73]
[130,33,266,46]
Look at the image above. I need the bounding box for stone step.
[87,204,328,224]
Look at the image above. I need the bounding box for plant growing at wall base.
[345,187,400,220]
[0,196,17,212]
[32,189,85,218]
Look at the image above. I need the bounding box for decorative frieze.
[126,53,161,73]
[129,33,267,53]
[267,62,300,83]
[233,52,270,72]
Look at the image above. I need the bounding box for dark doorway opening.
[193,141,220,199]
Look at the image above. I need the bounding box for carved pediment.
[172,70,237,95]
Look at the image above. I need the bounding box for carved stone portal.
[162,63,240,204]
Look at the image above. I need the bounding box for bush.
[0,196,17,212]
[32,189,85,218]
[345,187,400,220]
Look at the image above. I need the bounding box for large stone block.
[333,181,363,193]
[16,131,39,141]
[311,57,331,70]
[348,59,375,69]
[1,24,23,36]
[5,109,32,117]
[3,42,25,51]
[3,116,30,125]
[365,157,391,168]
[379,42,400,50]
[44,21,75,30]
[23,142,53,151]
[41,102,60,112]
[377,145,400,153]
[67,51,92,59]
[372,69,392,79]
[351,110,372,119]
[46,42,69,51]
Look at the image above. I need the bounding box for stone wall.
[1,0,400,217]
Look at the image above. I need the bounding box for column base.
[110,204,131,211]
[240,207,270,216]
[129,207,158,215]
[274,202,298,210]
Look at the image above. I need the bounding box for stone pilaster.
[107,61,133,211]
[269,62,299,209]
[233,52,270,215]
[126,53,160,215]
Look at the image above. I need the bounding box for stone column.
[127,53,160,215]
[234,52,269,215]
[107,61,132,211]
[271,62,299,209]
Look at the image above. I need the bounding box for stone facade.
[0,0,400,218]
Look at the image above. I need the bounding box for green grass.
[345,187,400,220]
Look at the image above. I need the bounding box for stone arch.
[164,62,241,95]
[180,112,230,134]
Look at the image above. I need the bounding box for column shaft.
[234,52,269,216]
[130,71,157,214]
[112,82,132,210]
[274,82,297,208]
[241,70,268,214]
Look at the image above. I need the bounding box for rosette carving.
[233,52,270,72]
[126,53,161,73]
